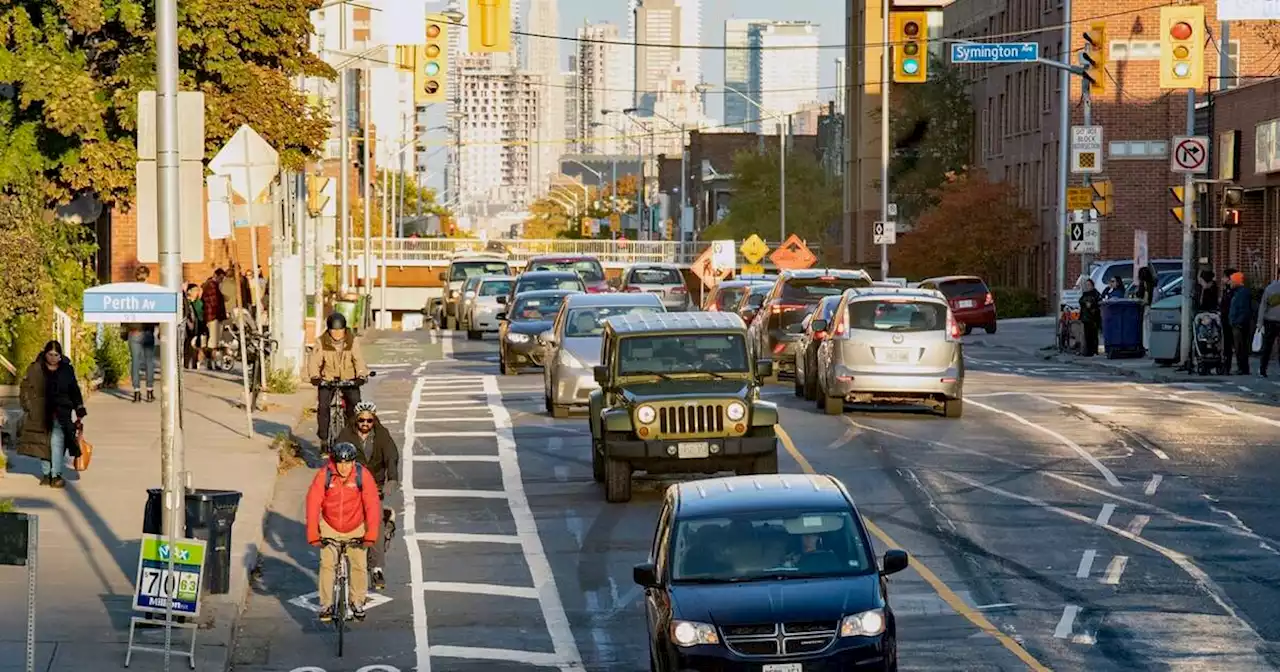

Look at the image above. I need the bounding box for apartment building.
[724,19,772,129]
[455,54,544,211]
[749,21,821,135]
[575,22,633,154]
[635,0,682,110]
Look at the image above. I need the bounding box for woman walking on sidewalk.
[124,266,157,402]
[17,341,87,488]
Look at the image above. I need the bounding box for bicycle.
[320,537,368,657]
[316,372,376,451]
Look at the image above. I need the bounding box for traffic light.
[415,16,449,104]
[890,12,928,84]
[1081,22,1107,96]
[1091,180,1113,216]
[1159,5,1205,89]
[468,0,512,53]
[580,219,592,237]
[306,175,331,217]
[1170,186,1186,224]
[1221,186,1243,228]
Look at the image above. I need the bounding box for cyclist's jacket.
[306,330,369,382]
[336,422,401,488]
[305,459,381,544]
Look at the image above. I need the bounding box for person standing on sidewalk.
[1220,268,1239,370]
[1136,266,1156,351]
[336,402,400,591]
[17,341,87,488]
[305,442,381,622]
[1228,271,1253,375]
[202,269,227,368]
[183,283,205,369]
[124,266,157,403]
[1102,276,1125,300]
[1196,270,1220,313]
[1078,279,1103,357]
[1255,269,1280,377]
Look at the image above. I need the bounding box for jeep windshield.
[618,334,748,375]
[670,510,873,583]
[449,261,510,281]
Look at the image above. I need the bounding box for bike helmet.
[353,401,377,416]
[326,312,348,330]
[331,441,358,462]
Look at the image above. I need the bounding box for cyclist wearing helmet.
[307,312,370,448]
[305,441,381,622]
[335,401,400,589]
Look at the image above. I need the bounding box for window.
[564,305,662,337]
[780,276,871,301]
[449,261,510,280]
[1110,41,1160,61]
[712,287,748,311]
[510,294,567,321]
[1108,140,1169,159]
[1226,40,1241,90]
[528,258,605,281]
[478,279,513,296]
[518,275,585,293]
[847,300,947,332]
[669,509,873,583]
[628,268,683,285]
[617,333,749,375]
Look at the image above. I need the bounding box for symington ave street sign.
[950,42,1040,63]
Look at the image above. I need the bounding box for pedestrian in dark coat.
[17,341,87,488]
[1078,279,1103,356]
[1220,268,1238,370]
[1228,271,1253,374]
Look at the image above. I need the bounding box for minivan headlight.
[636,405,657,424]
[671,620,719,647]
[840,608,885,637]
[726,401,746,421]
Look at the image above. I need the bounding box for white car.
[465,275,515,340]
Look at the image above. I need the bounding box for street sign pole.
[1080,84,1095,276]
[1055,0,1072,347]
[880,0,890,281]
[1180,90,1197,370]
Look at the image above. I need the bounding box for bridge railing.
[338,238,823,267]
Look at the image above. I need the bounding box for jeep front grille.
[657,404,725,437]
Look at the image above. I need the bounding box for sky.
[552,0,845,122]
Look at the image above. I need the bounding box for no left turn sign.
[1172,136,1208,173]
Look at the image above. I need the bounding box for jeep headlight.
[671,620,719,647]
[636,405,657,424]
[726,401,747,421]
[839,608,885,637]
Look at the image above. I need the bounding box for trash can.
[1148,303,1182,364]
[1101,299,1145,358]
[143,488,243,595]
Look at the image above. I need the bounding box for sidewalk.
[0,370,309,672]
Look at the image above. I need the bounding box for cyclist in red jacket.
[305,442,381,622]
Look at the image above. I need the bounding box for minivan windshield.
[670,509,873,583]
[848,300,947,332]
[564,305,663,337]
[528,259,605,282]
[450,261,510,281]
[618,334,748,375]
[517,275,585,293]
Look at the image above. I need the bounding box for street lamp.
[625,107,689,241]
[701,83,788,242]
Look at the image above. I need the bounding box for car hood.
[562,337,603,366]
[671,574,881,626]
[508,319,553,335]
[619,379,752,402]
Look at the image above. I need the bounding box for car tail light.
[670,286,688,294]
[623,286,643,293]
[833,314,847,337]
[773,343,786,354]
[946,311,962,341]
[814,331,826,341]
[771,302,804,314]
[985,292,994,305]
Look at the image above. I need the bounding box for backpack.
[324,463,366,492]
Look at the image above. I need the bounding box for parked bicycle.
[319,537,366,656]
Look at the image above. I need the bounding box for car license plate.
[763,665,802,672]
[878,348,910,363]
[958,299,975,308]
[677,442,710,459]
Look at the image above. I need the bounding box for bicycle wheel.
[335,569,347,657]
[328,401,343,449]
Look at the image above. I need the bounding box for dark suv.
[748,269,874,379]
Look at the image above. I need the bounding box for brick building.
[1208,77,1280,283]
[942,0,1277,297]
[681,130,818,236]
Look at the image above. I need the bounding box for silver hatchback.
[812,288,964,418]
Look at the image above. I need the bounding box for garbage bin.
[143,488,243,595]
[1148,302,1182,364]
[1101,299,1145,359]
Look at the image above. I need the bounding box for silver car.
[456,276,485,333]
[812,287,964,418]
[464,275,514,340]
[541,293,665,417]
[620,263,691,311]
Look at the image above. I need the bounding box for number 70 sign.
[132,534,207,617]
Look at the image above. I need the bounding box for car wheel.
[823,394,843,416]
[963,325,974,336]
[467,330,481,340]
[591,440,605,483]
[804,356,819,400]
[944,398,964,419]
[984,322,997,334]
[604,458,632,503]
[793,372,804,397]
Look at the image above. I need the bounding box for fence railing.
[337,238,824,267]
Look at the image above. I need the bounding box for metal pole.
[381,167,389,328]
[879,0,890,281]
[1055,0,1072,339]
[1178,89,1196,367]
[680,124,687,241]
[398,113,407,236]
[155,0,185,578]
[779,119,787,241]
[338,5,350,294]
[313,174,324,337]
[363,71,373,300]
[1080,85,1094,274]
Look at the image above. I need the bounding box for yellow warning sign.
[1067,187,1092,210]
[740,263,765,276]
[739,234,769,264]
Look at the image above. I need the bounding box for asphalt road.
[229,328,1280,672]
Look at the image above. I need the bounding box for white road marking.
[401,376,432,672]
[411,488,509,499]
[413,455,500,463]
[1054,605,1080,638]
[416,401,489,408]
[1144,474,1163,496]
[1127,515,1150,537]
[413,417,497,423]
[1103,556,1129,585]
[416,431,499,438]
[421,581,540,599]
[966,399,1122,487]
[1150,447,1170,460]
[371,363,413,369]
[429,646,570,667]
[418,390,485,397]
[1095,503,1116,527]
[413,532,521,545]
[554,466,569,482]
[442,331,453,358]
[1075,550,1097,578]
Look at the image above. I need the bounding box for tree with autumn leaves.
[893,171,1037,281]
[522,174,640,239]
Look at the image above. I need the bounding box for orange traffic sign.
[769,234,817,269]
[691,245,730,287]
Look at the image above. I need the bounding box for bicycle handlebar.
[315,371,376,388]
[319,537,367,548]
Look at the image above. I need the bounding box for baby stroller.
[1192,311,1226,375]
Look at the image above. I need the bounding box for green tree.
[707,148,840,243]
[884,59,974,224]
[0,0,334,205]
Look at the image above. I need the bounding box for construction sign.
[691,245,731,287]
[769,234,817,270]
[739,234,769,264]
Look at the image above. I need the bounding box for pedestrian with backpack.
[305,441,381,622]
[335,401,400,590]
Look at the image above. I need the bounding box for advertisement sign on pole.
[131,534,207,617]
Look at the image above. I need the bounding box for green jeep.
[587,312,781,503]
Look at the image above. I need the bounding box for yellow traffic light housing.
[580,220,592,237]
[1091,180,1113,216]
[306,175,331,217]
[468,0,512,53]
[415,16,449,104]
[1170,186,1185,224]
[1081,22,1107,96]
[1159,5,1205,89]
[891,12,928,84]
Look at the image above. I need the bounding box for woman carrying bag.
[17,341,88,488]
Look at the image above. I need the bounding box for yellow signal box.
[1091,180,1113,216]
[1159,5,1205,89]
[890,12,929,84]
[1170,186,1185,224]
[415,16,449,104]
[1082,23,1107,95]
[468,0,512,53]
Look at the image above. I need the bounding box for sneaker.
[351,604,366,621]
[318,606,334,622]
[372,568,386,590]
[50,477,66,489]
[38,476,52,486]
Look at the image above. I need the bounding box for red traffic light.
[903,21,920,36]
[426,23,441,38]
[1170,21,1192,40]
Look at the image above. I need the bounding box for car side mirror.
[787,322,805,334]
[496,312,507,321]
[881,549,909,576]
[633,562,658,588]
[438,272,447,281]
[497,296,508,305]
[756,359,774,379]
[811,319,828,333]
[593,365,609,386]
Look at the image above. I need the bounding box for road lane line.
[966,399,1121,487]
[402,376,432,672]
[1075,550,1097,578]
[486,375,584,671]
[412,532,522,545]
[421,581,540,599]
[411,488,509,499]
[413,455,501,463]
[1127,515,1150,537]
[416,401,489,408]
[413,417,497,423]
[1144,474,1162,496]
[775,425,1050,672]
[416,431,499,438]
[1095,504,1116,527]
[429,646,568,667]
[418,390,485,397]
[1054,605,1079,638]
[1103,556,1128,585]
[442,331,454,359]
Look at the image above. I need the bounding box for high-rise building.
[455,54,543,211]
[834,56,846,117]
[723,19,770,129]
[576,22,632,155]
[749,21,819,134]
[675,0,701,86]
[526,0,563,199]
[564,59,581,153]
[635,0,681,110]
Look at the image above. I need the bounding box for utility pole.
[1054,0,1073,334]
[1178,89,1196,368]
[778,118,786,242]
[679,124,687,241]
[1079,85,1094,273]
[338,6,350,294]
[363,71,373,304]
[879,0,890,280]
[381,167,389,328]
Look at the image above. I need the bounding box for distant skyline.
[552,0,843,122]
